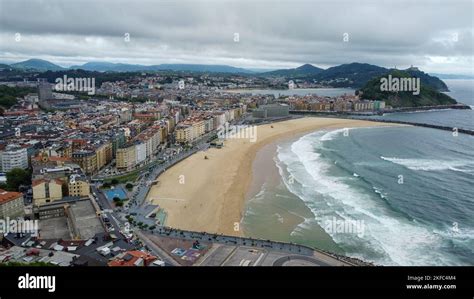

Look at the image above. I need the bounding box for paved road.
[91,185,113,210]
[93,124,251,266]
[152,227,316,256]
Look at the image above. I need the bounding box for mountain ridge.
[10,59,65,71]
[4,59,450,91]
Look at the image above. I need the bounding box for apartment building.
[116,144,136,171]
[175,117,206,144]
[213,112,226,129]
[68,176,90,198]
[135,142,147,165]
[72,150,97,175]
[204,116,214,133]
[32,178,64,206]
[353,100,375,111]
[175,124,194,143]
[95,142,113,171]
[0,144,29,172]
[0,189,25,219]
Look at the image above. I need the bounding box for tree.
[125,183,134,190]
[5,168,31,191]
[111,179,119,185]
[113,197,121,202]
[0,85,36,109]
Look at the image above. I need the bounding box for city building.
[95,142,113,170]
[32,178,64,206]
[135,142,147,165]
[252,104,290,118]
[72,150,97,175]
[175,124,194,143]
[68,175,90,198]
[0,144,29,172]
[38,82,53,101]
[116,144,136,171]
[0,189,25,219]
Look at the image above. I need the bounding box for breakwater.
[289,109,474,136]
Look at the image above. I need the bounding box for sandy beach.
[147,117,401,236]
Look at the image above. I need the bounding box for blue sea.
[243,80,474,265]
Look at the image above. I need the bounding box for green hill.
[262,64,324,78]
[261,63,449,91]
[360,70,457,108]
[11,59,65,71]
[404,67,449,92]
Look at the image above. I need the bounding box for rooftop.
[0,189,23,204]
[107,250,157,267]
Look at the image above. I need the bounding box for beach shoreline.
[146,117,403,236]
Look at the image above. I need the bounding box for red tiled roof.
[32,179,63,187]
[108,251,157,267]
[0,189,23,204]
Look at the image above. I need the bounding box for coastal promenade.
[102,118,386,267]
[146,226,371,266]
[144,118,399,236]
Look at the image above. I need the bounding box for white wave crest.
[320,128,348,141]
[380,156,474,172]
[274,130,468,265]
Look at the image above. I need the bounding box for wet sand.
[147,117,401,236]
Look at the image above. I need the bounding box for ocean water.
[274,127,473,266]
[242,80,474,266]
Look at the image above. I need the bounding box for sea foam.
[275,129,464,266]
[380,156,474,172]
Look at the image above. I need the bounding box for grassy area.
[102,159,162,184]
[103,170,140,184]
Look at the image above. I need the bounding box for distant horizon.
[3,58,474,77]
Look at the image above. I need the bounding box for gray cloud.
[0,0,472,74]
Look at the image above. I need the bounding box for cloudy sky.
[0,0,472,74]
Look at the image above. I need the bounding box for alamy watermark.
[0,217,39,237]
[324,217,365,238]
[54,75,96,95]
[18,273,55,293]
[217,122,257,142]
[380,74,420,95]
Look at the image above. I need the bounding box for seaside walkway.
[149,227,368,266]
